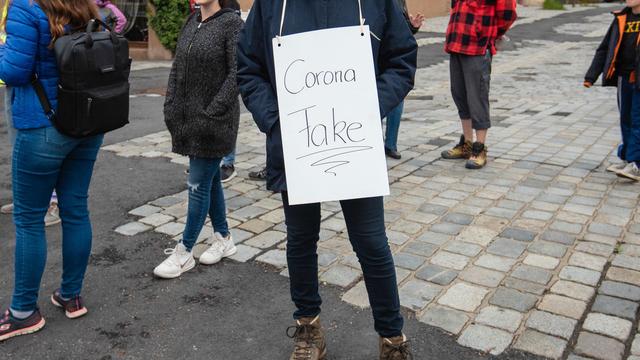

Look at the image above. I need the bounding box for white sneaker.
[607,162,627,173]
[45,203,61,227]
[199,232,237,265]
[153,243,196,279]
[0,203,13,214]
[617,162,640,181]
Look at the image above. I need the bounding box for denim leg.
[181,157,220,251]
[57,135,103,298]
[208,161,229,237]
[627,82,640,162]
[384,101,404,152]
[222,148,236,167]
[282,192,322,319]
[619,76,633,161]
[11,127,68,311]
[340,196,403,338]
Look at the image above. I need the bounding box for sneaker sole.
[199,246,237,265]
[45,219,61,227]
[153,260,196,279]
[221,170,237,184]
[50,296,89,319]
[0,317,45,342]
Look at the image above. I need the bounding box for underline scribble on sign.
[296,146,373,176]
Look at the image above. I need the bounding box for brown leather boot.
[287,316,326,360]
[379,334,413,360]
[441,135,472,159]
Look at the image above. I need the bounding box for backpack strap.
[31,74,56,120]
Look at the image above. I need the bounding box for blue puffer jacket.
[0,0,57,130]
[238,0,418,192]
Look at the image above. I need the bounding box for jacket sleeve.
[106,2,127,34]
[237,0,280,134]
[0,1,39,86]
[376,0,419,119]
[496,0,517,37]
[585,21,613,84]
[206,17,242,116]
[163,58,179,132]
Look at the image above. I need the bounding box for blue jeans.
[384,101,404,152]
[618,75,640,162]
[282,193,403,338]
[222,148,235,167]
[182,157,229,251]
[11,126,103,311]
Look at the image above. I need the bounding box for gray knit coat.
[164,9,243,159]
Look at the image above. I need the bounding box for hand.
[495,35,509,51]
[409,13,425,30]
[583,81,593,88]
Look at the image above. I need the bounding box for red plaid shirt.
[445,0,517,56]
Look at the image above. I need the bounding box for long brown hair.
[34,0,99,41]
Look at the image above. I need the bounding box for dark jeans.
[282,193,403,338]
[617,74,640,162]
[384,101,404,152]
[11,126,103,311]
[181,156,229,251]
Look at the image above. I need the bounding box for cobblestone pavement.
[105,6,640,359]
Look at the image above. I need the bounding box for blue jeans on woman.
[11,126,103,311]
[181,157,230,251]
[282,193,403,338]
[618,75,640,163]
[384,101,404,152]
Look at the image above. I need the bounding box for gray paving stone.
[430,251,469,270]
[632,334,640,355]
[599,280,640,301]
[514,329,567,360]
[228,244,261,262]
[539,294,587,320]
[606,267,640,286]
[568,252,607,272]
[403,241,438,258]
[320,265,361,288]
[487,238,527,259]
[393,252,427,271]
[490,287,537,312]
[523,253,560,269]
[583,313,632,341]
[442,212,474,225]
[416,231,451,245]
[244,231,286,249]
[456,226,499,246]
[156,222,186,237]
[139,213,174,227]
[459,266,505,287]
[317,251,339,267]
[551,280,595,301]
[444,241,482,257]
[398,279,441,311]
[150,195,183,208]
[475,254,517,272]
[541,230,576,245]
[457,325,513,356]
[129,204,162,217]
[437,282,488,312]
[256,249,287,269]
[226,196,255,211]
[500,228,536,242]
[419,305,469,335]
[591,294,639,320]
[528,240,568,258]
[387,231,410,245]
[612,254,640,272]
[486,207,519,219]
[230,228,254,244]
[526,310,577,340]
[559,266,601,286]
[476,306,523,333]
[588,223,623,237]
[415,264,458,286]
[430,222,464,235]
[504,277,546,295]
[511,264,552,285]
[419,203,449,215]
[567,355,591,360]
[341,281,369,308]
[575,241,614,257]
[574,332,625,360]
[115,222,151,236]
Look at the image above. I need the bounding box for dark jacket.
[585,8,637,87]
[237,0,418,192]
[397,0,420,34]
[164,9,243,159]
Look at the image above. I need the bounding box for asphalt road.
[0,7,613,359]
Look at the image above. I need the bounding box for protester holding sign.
[154,0,243,279]
[238,1,417,359]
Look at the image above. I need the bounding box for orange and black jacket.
[585,8,640,87]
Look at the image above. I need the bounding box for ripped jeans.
[181,156,229,251]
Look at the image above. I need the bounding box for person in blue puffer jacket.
[0,0,103,342]
[237,1,417,359]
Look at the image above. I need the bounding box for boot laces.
[384,339,413,360]
[287,323,318,360]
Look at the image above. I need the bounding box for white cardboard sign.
[272,25,390,205]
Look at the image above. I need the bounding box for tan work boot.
[380,334,413,360]
[441,135,472,159]
[466,142,488,169]
[287,316,326,360]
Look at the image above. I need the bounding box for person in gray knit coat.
[154,0,243,279]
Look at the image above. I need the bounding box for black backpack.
[32,19,131,138]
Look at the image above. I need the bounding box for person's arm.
[105,2,127,34]
[205,16,242,116]
[584,21,613,87]
[0,2,38,86]
[496,0,517,38]
[237,0,280,134]
[376,0,419,119]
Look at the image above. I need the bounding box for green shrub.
[148,0,190,52]
[543,0,565,10]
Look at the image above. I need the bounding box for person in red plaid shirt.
[441,0,517,169]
